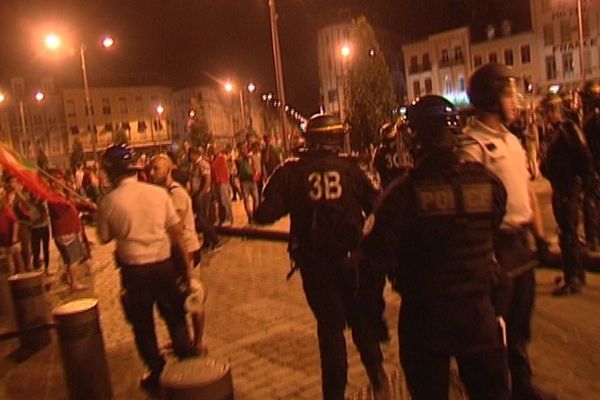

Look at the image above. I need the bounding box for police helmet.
[405,95,461,157]
[468,63,517,111]
[101,143,137,179]
[581,80,600,113]
[540,93,563,112]
[379,122,397,142]
[304,113,345,147]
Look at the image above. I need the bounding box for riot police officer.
[358,95,509,399]
[539,94,596,295]
[253,114,387,400]
[461,63,556,400]
[373,121,412,188]
[581,81,600,251]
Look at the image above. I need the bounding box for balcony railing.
[408,62,433,74]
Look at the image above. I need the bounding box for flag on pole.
[0,144,67,204]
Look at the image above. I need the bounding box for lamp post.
[156,104,165,143]
[224,80,250,133]
[247,83,256,131]
[576,0,586,85]
[268,0,288,153]
[45,34,115,162]
[340,44,352,153]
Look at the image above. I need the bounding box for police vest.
[394,161,500,299]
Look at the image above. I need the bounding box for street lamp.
[576,0,586,85]
[155,105,165,142]
[44,33,115,162]
[34,91,45,102]
[224,80,247,132]
[268,0,289,153]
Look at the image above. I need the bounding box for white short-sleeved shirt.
[97,176,180,265]
[168,182,201,253]
[461,117,533,230]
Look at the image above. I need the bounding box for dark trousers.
[298,255,383,400]
[399,296,509,400]
[193,192,220,248]
[120,258,195,374]
[552,185,586,283]
[583,190,599,249]
[494,231,537,398]
[31,226,50,270]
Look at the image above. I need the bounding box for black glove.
[535,236,552,266]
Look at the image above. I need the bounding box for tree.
[346,16,397,152]
[70,137,84,171]
[36,140,49,170]
[113,128,129,145]
[188,104,212,149]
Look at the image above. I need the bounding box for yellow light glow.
[44,34,62,50]
[156,105,164,115]
[341,44,351,58]
[101,36,115,48]
[247,83,256,93]
[224,81,234,92]
[34,91,45,102]
[0,93,5,103]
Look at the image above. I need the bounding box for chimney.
[501,19,512,36]
[486,24,496,40]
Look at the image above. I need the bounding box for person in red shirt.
[210,146,233,225]
[47,170,96,291]
[0,188,25,274]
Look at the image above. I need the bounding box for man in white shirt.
[149,154,206,353]
[97,144,196,396]
[461,63,555,400]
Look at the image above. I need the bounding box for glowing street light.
[34,91,45,102]
[44,33,61,50]
[156,104,164,115]
[247,83,256,93]
[44,32,115,161]
[224,81,234,93]
[101,36,115,48]
[341,44,352,59]
[0,93,5,103]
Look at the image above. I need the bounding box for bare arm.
[528,183,545,239]
[167,222,192,280]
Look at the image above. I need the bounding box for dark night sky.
[0,0,530,115]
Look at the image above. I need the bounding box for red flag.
[0,144,67,204]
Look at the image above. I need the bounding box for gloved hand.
[535,236,552,266]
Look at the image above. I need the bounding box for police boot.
[512,384,558,400]
[551,278,582,297]
[369,366,390,400]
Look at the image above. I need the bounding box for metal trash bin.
[161,357,234,400]
[8,271,51,349]
[53,298,113,400]
[0,255,15,329]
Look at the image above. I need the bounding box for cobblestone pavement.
[0,180,598,399]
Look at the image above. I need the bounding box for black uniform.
[254,148,383,400]
[541,120,595,285]
[373,138,412,189]
[583,111,600,249]
[358,148,509,400]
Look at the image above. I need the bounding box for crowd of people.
[2,62,598,399]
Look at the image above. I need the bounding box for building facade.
[0,77,68,165]
[402,27,471,105]
[61,85,175,156]
[530,0,600,92]
[317,20,354,120]
[471,28,542,95]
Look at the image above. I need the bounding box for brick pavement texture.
[0,184,599,399]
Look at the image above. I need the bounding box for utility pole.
[268,0,288,153]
